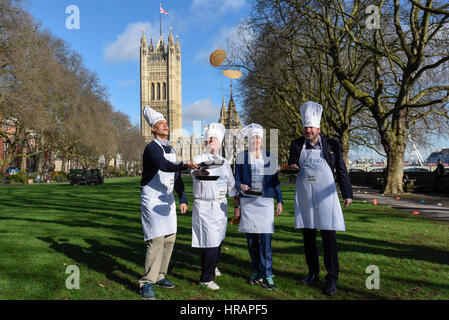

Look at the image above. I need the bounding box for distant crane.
[407,136,425,166]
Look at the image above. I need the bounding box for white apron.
[191,153,235,248]
[239,156,275,234]
[294,142,346,231]
[141,140,177,241]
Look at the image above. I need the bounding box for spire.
[219,94,227,125]
[141,29,147,55]
[168,26,174,44]
[149,38,154,53]
[141,29,147,46]
[156,36,165,53]
[229,82,235,105]
[226,82,241,129]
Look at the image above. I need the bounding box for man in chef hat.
[288,101,353,296]
[233,123,283,291]
[190,123,239,290]
[139,106,198,300]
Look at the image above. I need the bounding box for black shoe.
[260,276,277,291]
[324,281,337,296]
[249,273,263,285]
[302,273,319,285]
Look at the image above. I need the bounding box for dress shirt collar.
[156,138,170,146]
[305,136,321,150]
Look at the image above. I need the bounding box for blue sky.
[27,0,250,135]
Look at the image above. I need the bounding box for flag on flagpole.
[160,3,168,15]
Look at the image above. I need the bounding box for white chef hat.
[142,106,166,127]
[203,123,226,144]
[241,123,264,140]
[300,101,323,128]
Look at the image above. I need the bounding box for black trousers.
[200,242,223,282]
[301,229,339,282]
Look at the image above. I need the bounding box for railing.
[349,171,449,193]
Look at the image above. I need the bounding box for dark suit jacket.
[288,135,353,200]
[140,141,187,204]
[235,150,283,203]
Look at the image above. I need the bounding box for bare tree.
[0,2,53,175]
[1,0,129,176]
[225,1,369,167]
[264,0,449,194]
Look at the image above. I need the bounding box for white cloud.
[183,99,221,129]
[194,21,254,65]
[193,26,237,64]
[103,1,249,64]
[104,22,158,63]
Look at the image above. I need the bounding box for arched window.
[163,83,167,100]
[151,83,155,101]
[157,83,161,100]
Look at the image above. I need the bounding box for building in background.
[140,27,205,162]
[140,27,182,144]
[426,148,449,166]
[219,84,244,168]
[139,28,245,164]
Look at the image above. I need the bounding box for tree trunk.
[381,111,407,195]
[0,158,10,176]
[37,135,44,172]
[384,146,405,195]
[339,130,350,169]
[20,155,27,172]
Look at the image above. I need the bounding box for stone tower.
[140,27,182,144]
[219,83,242,130]
[219,83,244,168]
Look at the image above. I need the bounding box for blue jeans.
[246,233,273,279]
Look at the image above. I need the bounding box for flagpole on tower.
[159,3,162,37]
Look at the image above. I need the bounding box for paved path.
[351,185,449,222]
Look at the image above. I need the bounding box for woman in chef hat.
[233,123,283,290]
[190,123,239,290]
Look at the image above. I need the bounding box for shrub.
[118,170,127,177]
[52,171,67,182]
[6,171,28,184]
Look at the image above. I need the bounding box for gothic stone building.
[140,28,243,163]
[140,27,182,143]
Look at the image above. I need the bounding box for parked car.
[68,169,104,186]
[349,168,366,172]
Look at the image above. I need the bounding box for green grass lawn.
[0,176,448,300]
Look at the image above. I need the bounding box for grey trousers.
[139,233,176,287]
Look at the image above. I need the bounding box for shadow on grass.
[37,236,144,293]
[337,233,449,266]
[0,215,139,234]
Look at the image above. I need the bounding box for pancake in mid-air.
[209,49,227,67]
